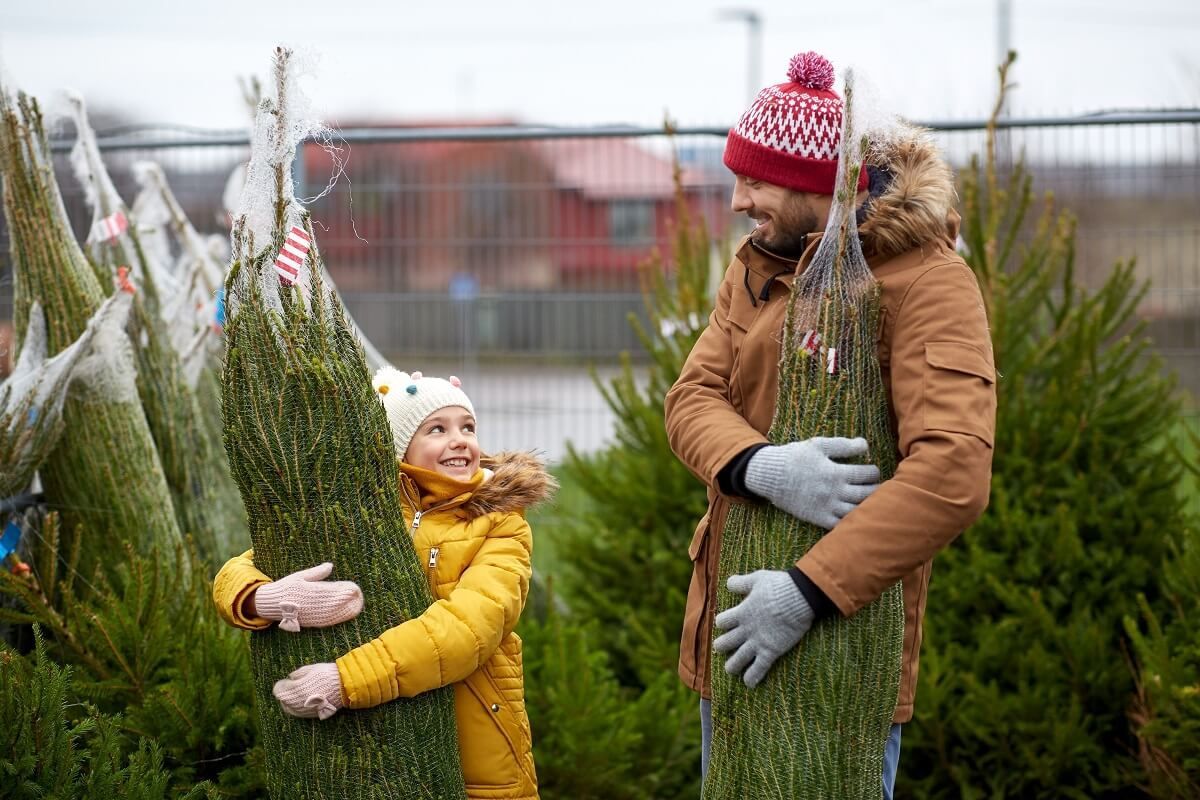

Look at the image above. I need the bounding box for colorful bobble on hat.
[377,384,389,395]
[406,384,418,395]
[786,51,835,90]
[449,376,461,388]
[411,371,423,380]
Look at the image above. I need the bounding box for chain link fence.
[1,112,1197,459]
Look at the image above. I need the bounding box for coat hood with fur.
[463,450,557,517]
[856,124,960,260]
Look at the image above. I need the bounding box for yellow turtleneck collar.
[399,461,484,511]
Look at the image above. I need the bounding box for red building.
[302,122,729,293]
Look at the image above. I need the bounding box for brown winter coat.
[665,129,997,723]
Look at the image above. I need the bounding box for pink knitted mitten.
[273,662,344,720]
[254,563,363,632]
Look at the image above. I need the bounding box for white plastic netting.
[227,48,390,371]
[65,92,181,303]
[132,161,224,386]
[1,292,135,494]
[68,287,140,406]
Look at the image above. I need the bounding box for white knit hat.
[372,366,475,460]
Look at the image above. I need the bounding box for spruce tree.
[221,47,463,800]
[555,135,714,687]
[0,86,183,578]
[705,73,904,800]
[1125,426,1200,799]
[0,626,219,799]
[519,589,702,800]
[0,512,265,796]
[898,53,1193,799]
[539,128,712,798]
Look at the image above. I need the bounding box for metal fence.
[1,112,1197,460]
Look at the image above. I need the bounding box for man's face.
[730,175,821,259]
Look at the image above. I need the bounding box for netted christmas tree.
[705,72,904,800]
[66,95,246,563]
[0,294,130,499]
[0,86,182,578]
[221,47,464,800]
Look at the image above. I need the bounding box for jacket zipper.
[399,476,456,597]
[426,545,440,594]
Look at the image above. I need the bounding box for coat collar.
[399,462,484,512]
[396,451,557,519]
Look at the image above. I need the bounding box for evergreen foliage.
[555,145,713,687]
[898,54,1195,799]
[0,512,264,796]
[0,87,183,577]
[519,592,701,800]
[1125,423,1200,799]
[220,48,463,800]
[0,627,219,799]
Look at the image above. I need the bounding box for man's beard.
[750,195,819,260]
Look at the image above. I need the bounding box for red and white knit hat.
[723,51,867,195]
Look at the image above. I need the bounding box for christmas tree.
[221,47,464,800]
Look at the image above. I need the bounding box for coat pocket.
[458,660,537,792]
[922,341,997,446]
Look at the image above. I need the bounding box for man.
[664,51,996,798]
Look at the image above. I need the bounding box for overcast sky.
[1,0,1197,132]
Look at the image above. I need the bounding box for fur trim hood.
[857,124,959,260]
[462,450,557,517]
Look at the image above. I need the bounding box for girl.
[214,368,553,800]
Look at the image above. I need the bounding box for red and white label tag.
[799,330,823,355]
[89,211,128,243]
[274,226,311,285]
[799,330,839,375]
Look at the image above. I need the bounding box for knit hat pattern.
[372,366,475,460]
[723,51,868,195]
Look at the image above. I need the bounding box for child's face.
[404,406,480,481]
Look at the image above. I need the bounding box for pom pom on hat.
[723,50,867,195]
[787,52,835,90]
[372,366,475,459]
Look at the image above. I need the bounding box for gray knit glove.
[744,437,880,529]
[713,570,814,688]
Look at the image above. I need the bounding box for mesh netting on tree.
[706,71,905,800]
[65,94,247,563]
[0,293,131,498]
[222,47,464,800]
[0,87,183,578]
[130,160,225,386]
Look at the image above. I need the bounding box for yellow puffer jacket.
[213,452,555,800]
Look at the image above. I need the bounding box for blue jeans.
[700,698,902,799]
